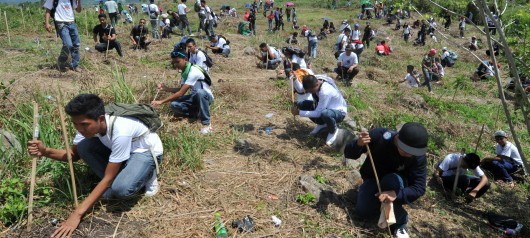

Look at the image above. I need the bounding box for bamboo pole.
[56,94,79,207]
[20,8,26,30]
[27,102,39,231]
[85,10,89,37]
[4,11,11,46]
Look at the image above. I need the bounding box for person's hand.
[347,66,353,73]
[436,176,443,185]
[151,100,163,107]
[356,129,371,146]
[290,105,299,116]
[376,190,397,203]
[467,190,478,198]
[45,23,53,33]
[27,140,46,157]
[157,83,167,91]
[51,213,81,238]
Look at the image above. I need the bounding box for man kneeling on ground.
[28,94,163,238]
[291,74,347,146]
[206,35,230,57]
[344,122,429,238]
[335,44,359,81]
[130,19,151,50]
[151,50,214,134]
[435,152,490,203]
[256,42,283,69]
[93,14,123,57]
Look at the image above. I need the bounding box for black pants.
[441,175,490,198]
[95,40,123,57]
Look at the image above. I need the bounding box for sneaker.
[309,124,327,135]
[395,228,410,238]
[144,174,159,197]
[200,125,212,135]
[326,129,340,146]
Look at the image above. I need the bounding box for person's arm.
[44,9,53,32]
[51,162,120,238]
[394,155,427,204]
[93,32,98,43]
[299,90,329,118]
[129,30,136,44]
[27,140,81,162]
[109,33,117,41]
[344,129,370,159]
[267,47,276,59]
[468,175,488,198]
[151,84,191,106]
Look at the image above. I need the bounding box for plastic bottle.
[214,213,228,238]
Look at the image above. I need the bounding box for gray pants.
[150,18,159,39]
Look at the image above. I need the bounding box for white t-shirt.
[439,153,485,177]
[148,3,159,17]
[184,66,214,99]
[263,46,281,60]
[72,115,163,163]
[404,73,418,87]
[159,18,170,27]
[351,29,361,40]
[105,0,118,13]
[291,54,307,69]
[43,0,77,22]
[338,52,358,68]
[441,51,450,60]
[190,50,209,71]
[299,81,347,118]
[214,37,230,50]
[496,142,523,165]
[178,3,187,15]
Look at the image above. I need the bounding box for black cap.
[396,122,428,156]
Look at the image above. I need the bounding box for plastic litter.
[231,215,255,232]
[271,215,282,227]
[265,127,272,134]
[265,113,274,118]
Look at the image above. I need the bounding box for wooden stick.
[20,8,26,30]
[27,102,39,231]
[474,124,485,153]
[4,11,11,46]
[57,92,79,207]
[112,213,124,238]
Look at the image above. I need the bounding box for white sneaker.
[200,125,212,135]
[395,228,410,238]
[326,129,340,146]
[309,124,327,135]
[144,174,159,197]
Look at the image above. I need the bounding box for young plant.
[296,192,316,205]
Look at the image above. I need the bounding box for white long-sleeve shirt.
[299,81,347,118]
[496,141,523,165]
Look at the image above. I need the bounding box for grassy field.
[0,0,529,237]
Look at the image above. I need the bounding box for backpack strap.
[193,65,211,88]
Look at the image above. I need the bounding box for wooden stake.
[20,8,26,30]
[27,102,39,231]
[474,124,485,153]
[56,93,79,207]
[4,11,11,46]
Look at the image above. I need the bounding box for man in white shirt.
[28,94,163,237]
[335,44,359,81]
[351,23,361,40]
[206,35,230,57]
[291,74,347,146]
[43,0,82,72]
[256,42,282,69]
[400,65,420,87]
[282,46,307,77]
[147,0,160,39]
[200,0,215,37]
[482,130,523,183]
[435,153,490,202]
[152,50,214,134]
[104,0,119,26]
[186,38,209,71]
[178,0,192,36]
[440,47,452,68]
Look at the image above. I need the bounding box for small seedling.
[314,174,328,184]
[296,193,316,205]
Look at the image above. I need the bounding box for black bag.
[194,2,201,12]
[486,212,523,235]
[198,49,214,68]
[105,103,162,134]
[193,65,212,86]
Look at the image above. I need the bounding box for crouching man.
[344,122,429,238]
[28,94,163,238]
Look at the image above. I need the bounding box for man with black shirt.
[93,14,123,57]
[344,122,429,238]
[130,19,151,50]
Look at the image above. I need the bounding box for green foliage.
[314,174,328,184]
[296,192,316,205]
[0,178,26,226]
[162,127,212,171]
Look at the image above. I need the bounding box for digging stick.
[104,24,113,63]
[474,124,485,153]
[20,8,26,30]
[56,95,79,207]
[4,11,11,46]
[27,102,39,231]
[361,127,393,237]
[452,124,486,199]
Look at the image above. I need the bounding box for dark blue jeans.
[441,175,490,198]
[482,160,519,182]
[57,23,80,68]
[77,137,161,198]
[422,68,432,92]
[170,89,213,125]
[297,100,345,134]
[355,173,408,232]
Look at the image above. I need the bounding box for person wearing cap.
[335,44,359,81]
[440,47,452,68]
[351,23,361,41]
[151,50,214,135]
[344,122,429,238]
[421,49,436,93]
[206,35,230,57]
[435,153,490,203]
[256,43,282,69]
[469,36,478,51]
[291,74,347,146]
[481,130,523,183]
[339,20,351,33]
[93,14,123,57]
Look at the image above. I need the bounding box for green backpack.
[105,103,163,136]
